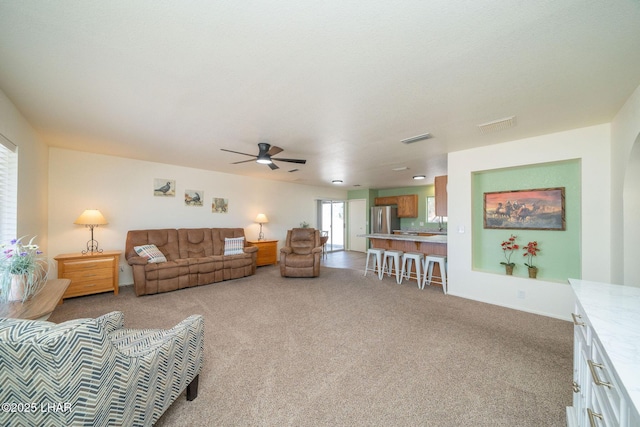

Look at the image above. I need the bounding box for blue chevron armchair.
[0,311,204,427]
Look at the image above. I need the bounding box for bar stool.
[423,255,448,294]
[400,252,424,288]
[382,250,404,284]
[364,248,385,279]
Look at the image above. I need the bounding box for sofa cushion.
[224,237,245,255]
[134,244,168,263]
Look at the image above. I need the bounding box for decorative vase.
[8,274,28,302]
[505,264,514,275]
[528,267,538,279]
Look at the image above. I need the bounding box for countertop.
[359,233,447,244]
[392,230,448,235]
[569,278,640,415]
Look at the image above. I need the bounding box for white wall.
[0,89,49,249]
[48,148,347,285]
[611,83,640,286]
[447,124,611,320]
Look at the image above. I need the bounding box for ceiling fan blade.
[268,162,279,170]
[220,148,256,157]
[272,157,307,164]
[231,158,257,164]
[267,145,283,156]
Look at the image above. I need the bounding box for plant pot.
[528,267,538,279]
[505,264,514,275]
[8,275,27,302]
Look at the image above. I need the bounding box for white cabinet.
[567,279,640,427]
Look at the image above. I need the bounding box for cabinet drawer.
[590,339,623,424]
[62,257,115,272]
[64,278,114,298]
[62,267,113,283]
[572,301,590,349]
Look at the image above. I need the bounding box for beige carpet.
[49,265,573,427]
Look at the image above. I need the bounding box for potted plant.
[523,241,541,278]
[0,236,49,303]
[500,234,518,275]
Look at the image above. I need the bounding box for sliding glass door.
[318,200,345,252]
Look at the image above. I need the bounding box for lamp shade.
[255,213,269,224]
[74,209,108,226]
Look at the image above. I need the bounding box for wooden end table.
[247,240,278,266]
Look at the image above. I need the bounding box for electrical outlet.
[517,290,526,299]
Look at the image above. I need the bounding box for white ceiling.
[1,1,639,189]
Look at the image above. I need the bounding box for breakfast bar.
[359,233,448,288]
[360,233,447,255]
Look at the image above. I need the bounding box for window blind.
[0,133,17,244]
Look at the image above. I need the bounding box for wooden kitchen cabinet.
[397,194,418,217]
[374,196,398,206]
[434,175,448,217]
[55,251,120,299]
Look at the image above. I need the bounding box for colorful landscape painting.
[484,187,565,230]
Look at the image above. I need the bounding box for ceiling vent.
[478,116,517,134]
[400,133,433,144]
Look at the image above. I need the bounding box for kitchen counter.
[360,233,447,244]
[359,233,447,257]
[393,230,448,235]
[569,279,640,417]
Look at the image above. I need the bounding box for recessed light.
[413,175,426,180]
[392,166,409,171]
[332,180,343,184]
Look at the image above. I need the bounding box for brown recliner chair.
[280,228,322,277]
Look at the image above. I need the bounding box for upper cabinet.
[434,175,448,217]
[374,196,397,206]
[374,194,419,217]
[397,194,418,218]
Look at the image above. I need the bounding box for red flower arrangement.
[500,234,519,267]
[523,241,540,269]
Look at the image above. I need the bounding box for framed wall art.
[153,178,175,197]
[185,190,203,206]
[483,187,565,230]
[212,197,228,213]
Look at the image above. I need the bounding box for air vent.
[478,116,517,134]
[400,133,433,144]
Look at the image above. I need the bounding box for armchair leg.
[186,374,199,401]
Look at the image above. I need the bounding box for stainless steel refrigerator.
[370,206,400,234]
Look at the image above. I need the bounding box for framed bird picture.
[153,178,176,197]
[185,189,204,206]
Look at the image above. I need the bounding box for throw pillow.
[224,237,245,255]
[134,244,168,263]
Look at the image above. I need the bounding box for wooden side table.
[54,251,120,299]
[247,240,278,266]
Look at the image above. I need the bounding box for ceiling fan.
[221,142,307,170]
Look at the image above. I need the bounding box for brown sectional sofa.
[125,228,258,296]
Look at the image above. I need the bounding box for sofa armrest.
[95,311,125,333]
[280,247,293,255]
[243,246,258,254]
[127,256,149,266]
[311,247,323,254]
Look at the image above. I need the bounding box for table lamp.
[74,209,108,254]
[255,213,269,241]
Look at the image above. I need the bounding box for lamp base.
[82,239,103,255]
[258,223,265,241]
[81,225,103,255]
